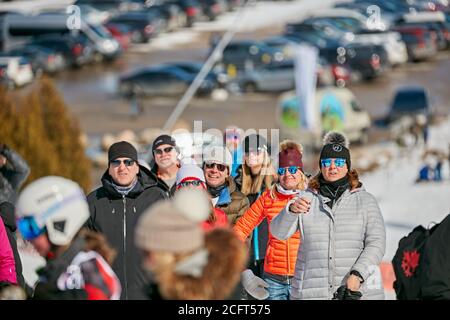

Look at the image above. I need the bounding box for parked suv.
[217,40,285,74]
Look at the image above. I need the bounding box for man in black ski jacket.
[86,141,166,299]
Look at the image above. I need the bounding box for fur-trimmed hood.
[156,228,247,300]
[308,169,362,192]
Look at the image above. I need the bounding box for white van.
[0,12,120,59]
[0,56,33,88]
[277,86,371,149]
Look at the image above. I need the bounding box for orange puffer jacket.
[233,187,301,276]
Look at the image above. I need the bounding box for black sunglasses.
[204,162,227,172]
[154,146,174,155]
[110,159,136,168]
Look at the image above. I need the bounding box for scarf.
[319,175,350,209]
[207,183,227,199]
[276,184,301,196]
[111,178,138,196]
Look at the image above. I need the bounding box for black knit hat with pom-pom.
[319,132,351,169]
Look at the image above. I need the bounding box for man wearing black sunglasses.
[150,134,180,197]
[86,141,166,300]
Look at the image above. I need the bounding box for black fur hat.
[319,132,351,169]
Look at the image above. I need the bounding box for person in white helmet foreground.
[15,176,121,300]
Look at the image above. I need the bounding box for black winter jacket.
[86,165,166,300]
[0,145,30,204]
[150,163,176,197]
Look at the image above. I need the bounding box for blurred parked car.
[105,23,133,51]
[30,34,95,68]
[2,44,65,74]
[387,86,433,123]
[161,61,228,88]
[0,56,33,87]
[395,11,450,50]
[301,13,408,66]
[166,0,202,27]
[393,25,438,61]
[262,36,302,58]
[217,40,285,74]
[321,43,389,81]
[119,65,215,97]
[145,0,187,31]
[199,0,226,21]
[108,11,164,43]
[74,0,139,17]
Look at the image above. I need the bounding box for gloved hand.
[241,269,269,300]
[333,285,362,300]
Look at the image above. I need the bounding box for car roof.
[402,12,445,23]
[395,86,427,93]
[306,8,367,22]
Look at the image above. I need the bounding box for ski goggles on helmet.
[320,158,346,168]
[17,216,46,241]
[177,180,205,188]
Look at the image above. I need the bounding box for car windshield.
[392,90,428,112]
[89,24,113,39]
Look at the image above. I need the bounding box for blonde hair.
[241,150,275,196]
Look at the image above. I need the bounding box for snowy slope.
[361,117,450,262]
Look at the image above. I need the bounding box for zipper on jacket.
[122,195,128,300]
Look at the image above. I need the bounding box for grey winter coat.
[0,145,30,204]
[271,175,386,300]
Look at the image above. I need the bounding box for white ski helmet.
[16,176,90,246]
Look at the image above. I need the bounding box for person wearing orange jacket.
[234,140,307,300]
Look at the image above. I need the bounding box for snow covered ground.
[360,117,450,299]
[361,118,450,262]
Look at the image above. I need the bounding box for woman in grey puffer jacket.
[271,132,386,300]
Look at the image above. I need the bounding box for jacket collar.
[216,187,231,206]
[101,164,159,199]
[215,177,237,206]
[38,236,85,283]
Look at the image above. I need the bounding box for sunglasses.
[278,166,301,175]
[178,180,204,188]
[321,158,346,168]
[110,159,136,168]
[17,216,45,241]
[154,146,174,155]
[204,162,227,172]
